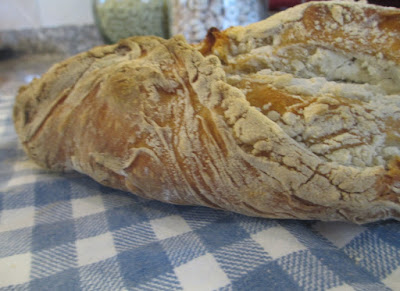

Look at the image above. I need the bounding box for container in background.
[93,0,170,43]
[170,0,268,43]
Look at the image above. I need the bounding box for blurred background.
[0,0,93,31]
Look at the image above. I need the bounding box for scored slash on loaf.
[13,1,400,223]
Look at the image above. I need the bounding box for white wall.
[0,0,94,31]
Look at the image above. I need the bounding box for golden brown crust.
[13,1,400,223]
[199,1,400,66]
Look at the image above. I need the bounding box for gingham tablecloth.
[1,91,400,290]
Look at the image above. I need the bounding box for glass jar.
[170,0,268,43]
[93,0,170,43]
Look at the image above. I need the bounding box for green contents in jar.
[93,0,170,43]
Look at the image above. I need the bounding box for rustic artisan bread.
[14,1,400,223]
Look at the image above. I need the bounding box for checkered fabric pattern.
[1,94,400,291]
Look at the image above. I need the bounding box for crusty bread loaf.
[13,1,400,223]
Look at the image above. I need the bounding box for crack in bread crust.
[13,1,400,223]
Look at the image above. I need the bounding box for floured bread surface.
[14,1,400,223]
[197,1,400,219]
[228,71,400,169]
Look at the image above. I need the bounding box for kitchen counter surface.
[0,54,399,291]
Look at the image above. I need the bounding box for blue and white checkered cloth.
[1,92,400,291]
